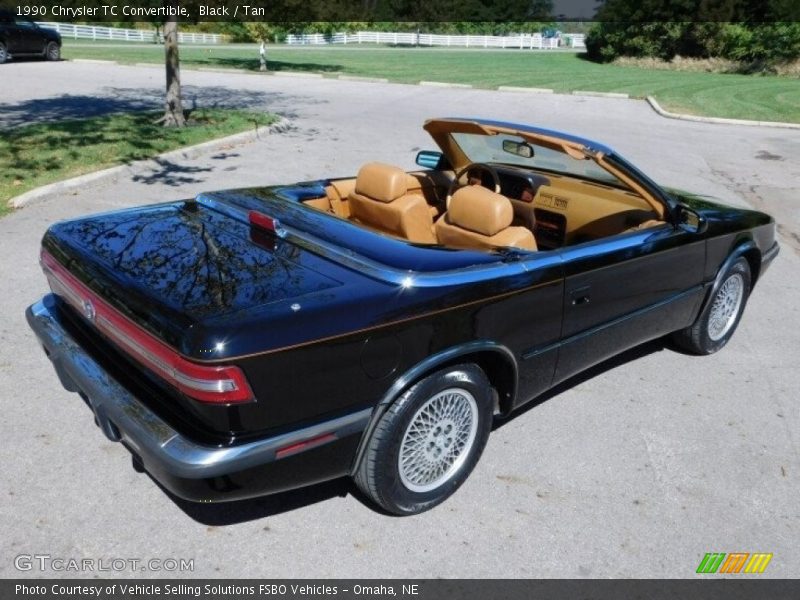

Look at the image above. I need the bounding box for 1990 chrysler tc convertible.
[27,118,779,515]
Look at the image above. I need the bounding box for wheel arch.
[721,239,760,286]
[350,340,517,474]
[700,240,759,315]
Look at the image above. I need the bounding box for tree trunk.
[162,12,185,128]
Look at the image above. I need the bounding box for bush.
[587,21,800,65]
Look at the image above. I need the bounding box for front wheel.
[355,364,494,515]
[44,41,60,61]
[672,257,751,354]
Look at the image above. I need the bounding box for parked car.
[26,118,778,515]
[0,10,61,64]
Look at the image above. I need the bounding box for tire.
[672,257,751,355]
[0,42,7,65]
[44,41,60,61]
[355,363,494,515]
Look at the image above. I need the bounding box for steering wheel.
[446,162,502,209]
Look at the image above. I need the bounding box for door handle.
[570,286,591,306]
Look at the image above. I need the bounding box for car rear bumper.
[26,295,370,502]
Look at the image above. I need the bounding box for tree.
[161,2,186,128]
[585,0,800,63]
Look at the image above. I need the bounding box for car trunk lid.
[41,197,344,357]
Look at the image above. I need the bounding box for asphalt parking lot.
[1,61,798,578]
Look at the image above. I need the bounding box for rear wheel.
[672,257,751,354]
[355,363,493,515]
[45,41,60,61]
[0,42,8,64]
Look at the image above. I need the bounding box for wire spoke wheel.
[355,363,492,515]
[398,388,478,493]
[707,273,744,341]
[46,42,60,61]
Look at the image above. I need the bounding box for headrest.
[354,162,408,203]
[448,186,513,236]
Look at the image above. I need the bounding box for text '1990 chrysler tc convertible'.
[27,118,779,515]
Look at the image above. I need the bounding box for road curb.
[338,75,389,83]
[9,118,292,210]
[272,71,324,79]
[572,90,630,99]
[420,81,474,89]
[194,66,249,75]
[497,86,554,94]
[645,96,800,130]
[70,59,116,65]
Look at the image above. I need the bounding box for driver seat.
[435,186,537,251]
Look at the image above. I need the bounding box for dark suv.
[0,10,61,64]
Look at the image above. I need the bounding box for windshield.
[452,132,623,186]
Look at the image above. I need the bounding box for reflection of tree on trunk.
[160,2,185,128]
[59,207,311,318]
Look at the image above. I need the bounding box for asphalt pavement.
[0,60,798,578]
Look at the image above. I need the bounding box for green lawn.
[1,109,276,215]
[63,43,800,124]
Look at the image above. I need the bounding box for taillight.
[41,250,254,405]
[248,210,283,235]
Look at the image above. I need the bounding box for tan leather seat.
[348,163,436,244]
[435,186,537,251]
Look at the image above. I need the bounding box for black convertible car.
[27,118,778,515]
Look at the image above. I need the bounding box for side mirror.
[415,150,443,170]
[677,205,708,234]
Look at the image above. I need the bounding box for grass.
[1,109,276,216]
[63,42,800,124]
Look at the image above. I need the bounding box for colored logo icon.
[696,553,773,574]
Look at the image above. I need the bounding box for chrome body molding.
[26,296,371,480]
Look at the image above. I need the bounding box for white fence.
[286,31,561,49]
[36,22,224,44]
[564,34,585,48]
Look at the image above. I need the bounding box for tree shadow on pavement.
[185,57,344,74]
[131,157,214,187]
[0,85,308,128]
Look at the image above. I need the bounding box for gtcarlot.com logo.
[696,552,773,574]
[14,554,194,573]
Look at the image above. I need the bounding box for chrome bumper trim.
[26,295,371,479]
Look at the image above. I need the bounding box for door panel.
[553,225,705,384]
[13,18,40,53]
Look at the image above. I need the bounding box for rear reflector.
[41,250,254,405]
[275,433,337,460]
